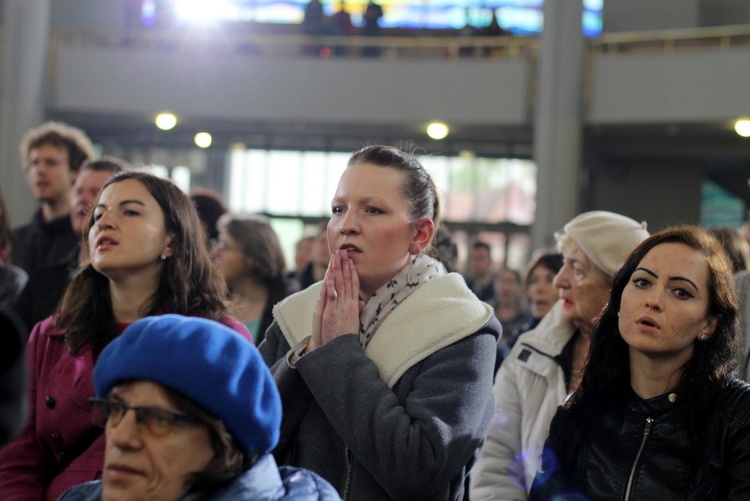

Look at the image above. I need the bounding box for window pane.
[172,165,191,193]
[229,149,266,213]
[267,151,302,215]
[228,147,536,225]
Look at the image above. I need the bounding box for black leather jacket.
[529,379,750,500]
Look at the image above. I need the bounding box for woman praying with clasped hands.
[260,145,501,500]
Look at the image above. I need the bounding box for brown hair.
[217,214,287,283]
[524,251,563,287]
[190,188,227,244]
[83,156,129,176]
[217,213,289,339]
[20,121,94,173]
[164,387,251,494]
[57,170,228,354]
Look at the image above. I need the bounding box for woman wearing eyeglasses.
[59,315,339,500]
[0,171,249,501]
[211,213,290,345]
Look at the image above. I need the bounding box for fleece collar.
[273,273,494,388]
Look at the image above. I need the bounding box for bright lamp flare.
[194,132,213,148]
[426,122,449,140]
[173,0,229,24]
[735,119,750,138]
[155,113,177,131]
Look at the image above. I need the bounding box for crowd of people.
[2,121,750,500]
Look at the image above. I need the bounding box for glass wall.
[228,148,536,270]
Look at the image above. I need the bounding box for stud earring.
[698,334,706,341]
[160,253,167,260]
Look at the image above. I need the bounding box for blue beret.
[93,314,281,457]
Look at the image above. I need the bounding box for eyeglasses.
[210,239,242,253]
[89,398,198,436]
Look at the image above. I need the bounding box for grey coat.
[259,275,500,500]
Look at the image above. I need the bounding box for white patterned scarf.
[358,253,445,348]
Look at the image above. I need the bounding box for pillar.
[530,0,586,250]
[0,0,51,226]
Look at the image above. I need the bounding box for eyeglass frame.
[89,397,199,436]
[209,238,243,253]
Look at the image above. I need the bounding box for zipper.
[624,417,653,500]
[343,447,353,499]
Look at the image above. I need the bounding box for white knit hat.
[555,211,649,277]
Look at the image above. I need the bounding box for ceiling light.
[735,119,750,138]
[426,122,449,140]
[194,132,212,148]
[155,112,177,131]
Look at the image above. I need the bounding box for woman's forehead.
[110,380,172,406]
[563,244,589,265]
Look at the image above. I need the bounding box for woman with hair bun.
[260,145,501,500]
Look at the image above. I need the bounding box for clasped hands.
[306,250,366,353]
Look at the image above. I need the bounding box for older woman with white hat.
[470,211,649,500]
[58,314,340,500]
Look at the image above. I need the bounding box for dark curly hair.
[20,121,94,172]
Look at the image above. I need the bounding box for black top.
[12,209,79,277]
[530,379,750,500]
[0,265,27,308]
[14,246,79,332]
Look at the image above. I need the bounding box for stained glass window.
[158,0,602,36]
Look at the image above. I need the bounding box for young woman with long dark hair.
[529,226,750,500]
[0,171,250,501]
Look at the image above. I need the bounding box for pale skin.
[527,264,559,319]
[305,163,434,353]
[553,246,611,384]
[26,143,78,222]
[89,179,175,323]
[619,243,719,399]
[227,283,268,324]
[468,247,494,288]
[70,168,114,236]
[102,382,214,501]
[211,232,267,324]
[494,269,524,322]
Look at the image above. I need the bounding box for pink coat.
[0,314,250,501]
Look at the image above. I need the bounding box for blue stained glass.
[167,0,602,36]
